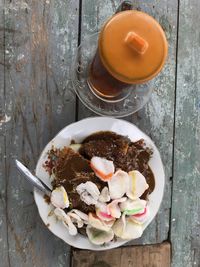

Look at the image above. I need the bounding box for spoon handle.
[15,160,51,196]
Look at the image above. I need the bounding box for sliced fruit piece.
[90,156,114,181]
[130,206,150,225]
[108,170,129,199]
[113,215,143,240]
[51,186,69,209]
[120,198,146,216]
[86,226,114,245]
[88,212,112,232]
[76,181,100,205]
[107,197,127,218]
[98,186,110,203]
[54,207,77,236]
[127,170,149,200]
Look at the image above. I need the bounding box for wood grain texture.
[171,0,200,266]
[72,242,171,267]
[0,136,9,267]
[0,1,9,266]
[78,0,178,244]
[3,0,79,266]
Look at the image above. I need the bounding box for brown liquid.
[88,50,130,99]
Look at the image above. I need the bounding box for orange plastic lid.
[99,10,168,84]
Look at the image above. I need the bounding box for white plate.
[34,117,165,251]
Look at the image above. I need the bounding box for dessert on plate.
[43,131,155,245]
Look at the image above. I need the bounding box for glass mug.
[72,2,168,117]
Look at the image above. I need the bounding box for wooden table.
[0,0,199,266]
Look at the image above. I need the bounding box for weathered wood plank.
[171,0,200,266]
[0,137,9,267]
[72,242,171,267]
[78,0,178,244]
[0,0,10,265]
[4,0,79,266]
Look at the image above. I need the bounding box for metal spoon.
[15,159,52,196]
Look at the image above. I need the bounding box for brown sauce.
[44,194,51,204]
[46,147,104,213]
[44,131,155,214]
[80,131,155,195]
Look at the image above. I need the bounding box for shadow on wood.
[72,242,171,267]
